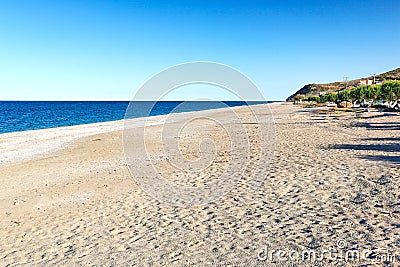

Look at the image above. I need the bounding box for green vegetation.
[295,81,400,109]
[286,68,400,102]
[292,94,305,103]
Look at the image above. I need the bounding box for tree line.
[294,81,400,108]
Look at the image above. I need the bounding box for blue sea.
[0,101,268,134]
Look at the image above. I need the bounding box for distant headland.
[287,67,400,110]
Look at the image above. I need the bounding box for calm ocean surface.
[0,101,268,134]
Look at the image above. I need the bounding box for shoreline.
[0,103,272,166]
[0,100,276,135]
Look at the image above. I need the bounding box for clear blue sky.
[0,0,399,101]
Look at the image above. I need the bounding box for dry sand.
[0,102,399,266]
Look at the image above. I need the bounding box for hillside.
[286,67,400,101]
[376,68,400,80]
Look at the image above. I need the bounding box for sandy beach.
[1,102,399,266]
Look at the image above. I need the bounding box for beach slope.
[1,102,399,266]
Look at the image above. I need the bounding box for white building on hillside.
[359,79,373,86]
